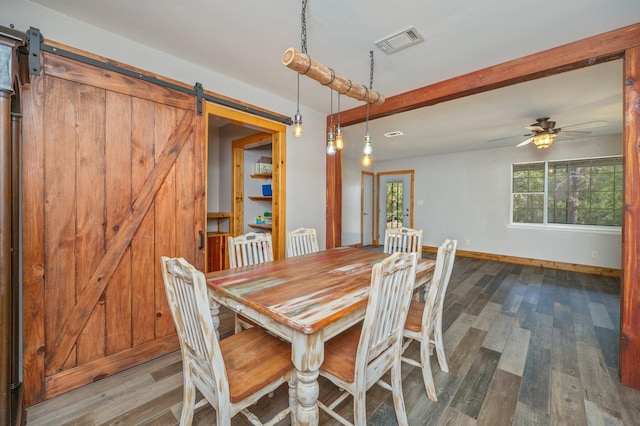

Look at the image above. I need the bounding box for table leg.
[291,331,324,426]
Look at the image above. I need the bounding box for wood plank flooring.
[24,255,640,425]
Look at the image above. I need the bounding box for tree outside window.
[512,156,622,226]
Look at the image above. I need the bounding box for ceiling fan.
[492,117,609,149]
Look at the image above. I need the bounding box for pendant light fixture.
[293,73,303,137]
[292,0,308,138]
[335,93,344,150]
[362,51,374,167]
[327,88,337,155]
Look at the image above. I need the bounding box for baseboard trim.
[422,246,620,277]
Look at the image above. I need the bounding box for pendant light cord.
[301,0,307,54]
[365,51,374,135]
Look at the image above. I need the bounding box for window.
[512,156,622,227]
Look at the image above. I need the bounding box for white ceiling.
[30,0,640,160]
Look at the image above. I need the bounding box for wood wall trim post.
[0,81,13,426]
[10,112,20,393]
[325,149,341,249]
[621,44,640,388]
[0,38,15,426]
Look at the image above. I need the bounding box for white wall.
[5,0,328,249]
[342,155,365,246]
[344,134,622,269]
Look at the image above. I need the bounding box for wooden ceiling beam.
[334,22,640,127]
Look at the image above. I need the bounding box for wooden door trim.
[231,132,271,234]
[206,102,287,259]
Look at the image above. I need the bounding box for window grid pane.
[513,157,622,227]
[547,157,622,226]
[512,163,545,224]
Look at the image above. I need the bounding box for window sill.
[508,223,621,235]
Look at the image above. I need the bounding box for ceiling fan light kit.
[533,132,556,149]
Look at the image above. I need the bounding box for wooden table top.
[206,247,435,335]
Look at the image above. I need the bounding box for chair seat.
[404,300,425,333]
[321,325,362,383]
[221,327,293,402]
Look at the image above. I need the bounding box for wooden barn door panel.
[22,52,204,405]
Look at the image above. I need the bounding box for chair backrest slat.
[383,227,423,258]
[286,227,320,257]
[228,232,274,268]
[357,252,417,368]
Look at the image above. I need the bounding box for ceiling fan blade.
[559,130,591,138]
[559,120,608,131]
[516,137,534,147]
[525,125,545,132]
[487,133,532,143]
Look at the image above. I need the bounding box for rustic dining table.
[205,246,435,426]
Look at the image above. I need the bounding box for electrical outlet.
[592,251,598,258]
[417,199,424,206]
[466,239,471,245]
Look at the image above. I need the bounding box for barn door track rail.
[23,26,292,124]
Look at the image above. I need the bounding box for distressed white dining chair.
[383,227,423,259]
[401,239,457,401]
[317,252,418,426]
[227,232,274,332]
[160,256,294,426]
[286,227,320,257]
[227,232,274,268]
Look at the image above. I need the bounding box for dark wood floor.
[25,255,640,425]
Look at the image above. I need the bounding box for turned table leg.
[291,331,323,425]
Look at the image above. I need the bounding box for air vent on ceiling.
[375,27,424,54]
[384,131,404,138]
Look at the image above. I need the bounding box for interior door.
[377,171,414,243]
[21,52,205,405]
[362,171,374,246]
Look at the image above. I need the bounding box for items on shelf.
[254,156,273,175]
[262,184,272,196]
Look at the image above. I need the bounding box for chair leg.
[433,322,449,373]
[420,339,438,402]
[180,367,196,426]
[353,388,368,426]
[391,361,409,426]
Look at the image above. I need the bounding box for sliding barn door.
[21,52,205,405]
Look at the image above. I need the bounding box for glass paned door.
[386,181,404,228]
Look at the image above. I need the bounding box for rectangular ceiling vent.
[376,26,424,55]
[384,131,404,138]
